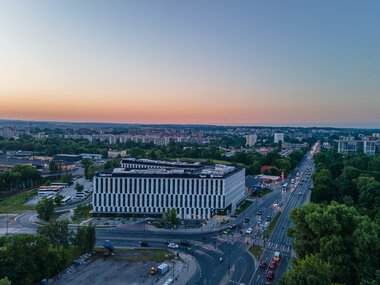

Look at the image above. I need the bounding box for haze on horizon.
[0,1,379,128]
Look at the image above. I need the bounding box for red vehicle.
[259,261,267,268]
[266,271,275,280]
[269,262,276,269]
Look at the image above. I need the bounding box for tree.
[36,197,55,221]
[163,208,179,226]
[37,221,71,247]
[75,225,96,254]
[278,255,333,285]
[60,173,73,184]
[0,277,11,285]
[0,234,51,284]
[287,202,380,284]
[54,194,64,207]
[82,158,94,180]
[75,183,84,192]
[49,160,60,174]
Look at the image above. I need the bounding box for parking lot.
[24,176,93,206]
[52,250,196,285]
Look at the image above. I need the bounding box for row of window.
[95,177,224,196]
[93,193,224,209]
[93,206,212,219]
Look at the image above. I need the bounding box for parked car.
[257,210,262,216]
[266,216,272,222]
[168,243,179,249]
[245,227,253,234]
[269,262,276,269]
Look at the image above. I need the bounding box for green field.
[249,245,263,260]
[0,189,37,213]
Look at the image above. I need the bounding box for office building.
[274,133,284,144]
[93,158,245,220]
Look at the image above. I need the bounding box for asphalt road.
[250,153,315,285]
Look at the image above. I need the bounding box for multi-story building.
[337,136,358,154]
[337,136,378,155]
[274,133,284,144]
[245,134,257,147]
[93,158,245,220]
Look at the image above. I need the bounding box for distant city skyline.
[1,1,379,128]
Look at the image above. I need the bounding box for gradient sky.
[0,1,379,127]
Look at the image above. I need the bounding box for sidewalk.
[171,253,198,285]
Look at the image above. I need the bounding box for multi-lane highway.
[250,153,315,285]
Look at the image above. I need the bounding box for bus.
[51,182,69,188]
[38,186,62,196]
[61,196,72,205]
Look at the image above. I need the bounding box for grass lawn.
[232,200,253,217]
[0,189,37,213]
[249,245,263,260]
[265,212,281,238]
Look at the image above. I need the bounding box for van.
[273,251,281,262]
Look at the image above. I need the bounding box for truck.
[158,263,169,275]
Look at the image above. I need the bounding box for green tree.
[0,277,11,285]
[60,173,73,184]
[163,208,179,226]
[75,225,96,254]
[278,255,333,285]
[0,234,51,284]
[82,158,94,180]
[48,160,60,174]
[36,197,55,221]
[75,183,84,192]
[37,221,71,247]
[287,203,380,284]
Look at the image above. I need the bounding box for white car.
[168,243,179,249]
[245,227,253,234]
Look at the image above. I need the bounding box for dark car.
[266,216,272,222]
[257,210,262,216]
[140,241,150,247]
[259,261,267,268]
[228,224,237,229]
[278,202,283,206]
[179,241,192,248]
[243,218,250,223]
[266,271,275,280]
[269,262,276,269]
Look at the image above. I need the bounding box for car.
[266,216,272,222]
[259,261,267,268]
[278,202,283,206]
[298,191,303,195]
[245,227,253,234]
[140,241,149,247]
[150,266,157,275]
[179,241,192,248]
[257,210,262,216]
[228,224,237,229]
[264,280,272,285]
[266,271,275,280]
[243,218,250,223]
[273,251,281,262]
[168,243,179,249]
[269,262,276,269]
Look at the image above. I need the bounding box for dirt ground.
[52,250,184,285]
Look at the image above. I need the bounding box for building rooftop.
[99,159,240,178]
